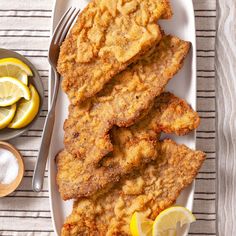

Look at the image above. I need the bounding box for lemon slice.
[0,104,17,129]
[0,57,32,78]
[0,66,28,85]
[0,58,32,85]
[130,212,153,236]
[0,77,31,106]
[8,84,40,129]
[152,206,196,236]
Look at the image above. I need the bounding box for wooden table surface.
[216,0,236,235]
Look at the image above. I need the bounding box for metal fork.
[32,7,80,192]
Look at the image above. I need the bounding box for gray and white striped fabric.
[0,0,216,235]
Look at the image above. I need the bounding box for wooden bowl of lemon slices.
[0,49,44,140]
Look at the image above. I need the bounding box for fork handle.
[32,109,55,192]
[32,71,60,192]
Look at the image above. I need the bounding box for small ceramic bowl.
[0,141,24,197]
[0,48,44,140]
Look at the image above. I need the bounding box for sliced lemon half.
[8,84,40,129]
[0,76,31,106]
[152,206,196,236]
[0,104,17,129]
[130,212,153,236]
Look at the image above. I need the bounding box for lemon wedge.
[8,84,40,129]
[0,58,32,82]
[152,206,196,236]
[0,104,17,129]
[0,58,32,85]
[0,67,28,85]
[130,212,153,236]
[0,77,31,106]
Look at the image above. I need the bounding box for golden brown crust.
[149,92,200,136]
[57,92,200,200]
[61,139,206,236]
[57,0,172,104]
[63,36,191,168]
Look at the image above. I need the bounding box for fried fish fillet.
[61,139,205,236]
[57,0,172,104]
[57,92,200,200]
[63,36,190,167]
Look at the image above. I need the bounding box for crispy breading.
[57,92,200,200]
[61,139,206,236]
[63,36,191,167]
[57,0,172,104]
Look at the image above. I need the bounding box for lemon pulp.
[152,206,196,236]
[0,76,31,106]
[0,57,33,85]
[0,104,17,129]
[130,212,153,236]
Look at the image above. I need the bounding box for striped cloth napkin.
[0,0,216,235]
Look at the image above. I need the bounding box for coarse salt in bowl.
[0,141,24,197]
[0,148,19,184]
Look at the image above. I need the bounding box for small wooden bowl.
[0,141,24,197]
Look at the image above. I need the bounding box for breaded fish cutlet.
[57,0,172,104]
[63,36,191,168]
[57,92,200,200]
[61,139,205,236]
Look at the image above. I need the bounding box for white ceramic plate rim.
[48,1,196,235]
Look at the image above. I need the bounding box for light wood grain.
[216,0,236,235]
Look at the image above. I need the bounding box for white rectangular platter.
[48,0,196,235]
